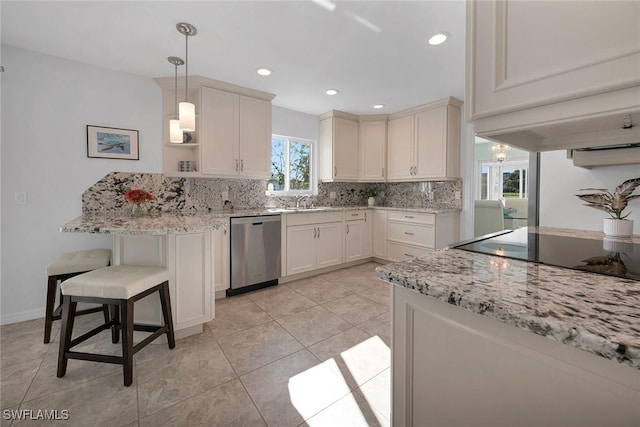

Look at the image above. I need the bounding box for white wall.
[539,150,640,234]
[272,105,319,141]
[1,45,162,324]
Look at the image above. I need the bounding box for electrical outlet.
[454,191,461,200]
[15,192,27,205]
[330,191,336,199]
[222,190,229,201]
[427,191,434,200]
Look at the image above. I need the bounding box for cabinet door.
[239,96,272,178]
[359,120,387,181]
[333,117,359,180]
[363,211,373,257]
[286,225,317,275]
[372,210,387,259]
[172,232,213,327]
[345,219,366,262]
[386,115,414,181]
[211,226,230,294]
[414,107,446,179]
[200,87,239,176]
[316,222,344,269]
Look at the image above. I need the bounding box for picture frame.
[86,125,139,160]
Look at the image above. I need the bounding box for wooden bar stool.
[57,265,175,386]
[45,249,112,343]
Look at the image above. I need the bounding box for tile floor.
[0,262,391,426]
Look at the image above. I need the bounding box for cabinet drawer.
[287,211,343,226]
[388,222,434,248]
[387,241,431,262]
[388,211,435,225]
[345,210,367,221]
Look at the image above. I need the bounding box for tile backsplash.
[82,172,461,214]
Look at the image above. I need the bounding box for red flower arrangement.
[124,189,155,205]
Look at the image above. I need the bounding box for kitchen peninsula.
[377,226,640,426]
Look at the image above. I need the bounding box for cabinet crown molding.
[388,97,463,120]
[154,75,276,102]
[358,114,389,122]
[319,110,360,121]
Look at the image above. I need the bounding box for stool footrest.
[67,351,123,365]
[133,326,169,353]
[53,305,105,321]
[69,320,118,349]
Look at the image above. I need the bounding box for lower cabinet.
[345,210,372,262]
[211,225,230,294]
[372,209,388,259]
[286,211,344,276]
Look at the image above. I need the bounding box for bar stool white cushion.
[47,249,112,276]
[61,265,169,300]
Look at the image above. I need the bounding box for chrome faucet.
[295,194,310,208]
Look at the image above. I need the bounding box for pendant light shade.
[176,22,197,132]
[167,56,184,143]
[179,101,196,132]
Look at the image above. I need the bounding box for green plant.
[576,177,640,219]
[364,187,379,198]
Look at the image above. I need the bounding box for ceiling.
[1,1,466,116]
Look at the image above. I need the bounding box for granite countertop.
[376,231,640,369]
[62,205,461,235]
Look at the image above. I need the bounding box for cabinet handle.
[405,215,415,219]
[381,167,385,177]
[404,253,413,258]
[364,212,367,222]
[314,227,317,238]
[318,227,320,238]
[346,224,350,234]
[241,159,244,171]
[235,159,239,171]
[334,166,337,177]
[404,231,414,236]
[351,213,359,216]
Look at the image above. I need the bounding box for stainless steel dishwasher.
[229,215,281,296]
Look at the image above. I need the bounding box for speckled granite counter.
[62,206,460,235]
[376,231,640,369]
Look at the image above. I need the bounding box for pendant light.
[177,22,197,132]
[167,56,184,143]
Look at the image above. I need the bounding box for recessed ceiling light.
[256,68,272,76]
[373,104,385,109]
[325,89,339,95]
[428,33,448,46]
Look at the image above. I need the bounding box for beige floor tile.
[241,349,351,427]
[1,405,18,427]
[356,312,391,347]
[0,318,45,343]
[276,306,352,347]
[206,300,273,339]
[292,280,353,305]
[24,353,120,403]
[357,283,392,308]
[246,283,294,302]
[355,368,391,420]
[300,391,389,427]
[0,332,53,369]
[0,359,42,409]
[214,293,253,307]
[217,321,303,376]
[139,379,265,427]
[252,291,317,320]
[15,372,138,426]
[322,293,388,325]
[308,328,390,389]
[136,334,236,417]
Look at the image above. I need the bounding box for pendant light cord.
[184,33,189,103]
[174,63,178,118]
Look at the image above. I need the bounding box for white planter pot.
[603,218,634,238]
[368,197,375,206]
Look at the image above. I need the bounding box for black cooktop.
[455,228,640,281]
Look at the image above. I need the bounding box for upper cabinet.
[359,116,387,182]
[387,97,462,182]
[466,0,640,151]
[155,76,275,178]
[318,111,359,181]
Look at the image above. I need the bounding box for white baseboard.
[1,307,43,325]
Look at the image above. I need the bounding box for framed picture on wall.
[86,125,139,160]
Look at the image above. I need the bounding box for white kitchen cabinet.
[385,210,459,262]
[344,210,372,262]
[155,76,275,178]
[387,98,461,182]
[200,87,272,178]
[372,209,388,259]
[112,231,213,337]
[392,284,640,426]
[466,0,640,151]
[319,111,359,181]
[286,211,345,276]
[359,117,387,182]
[211,225,230,295]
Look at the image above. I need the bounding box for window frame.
[477,159,529,201]
[268,134,317,195]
